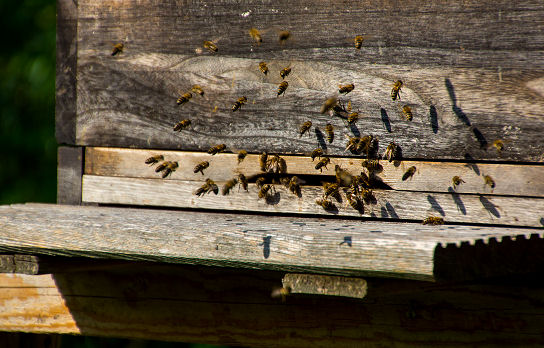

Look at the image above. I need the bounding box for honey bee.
[258,184,273,199]
[335,165,354,187]
[156,161,178,178]
[361,188,374,204]
[208,144,227,155]
[238,150,248,164]
[323,182,340,199]
[347,111,359,125]
[259,152,268,172]
[222,178,238,195]
[145,155,164,166]
[402,166,417,181]
[401,105,413,121]
[347,193,364,213]
[311,148,324,161]
[391,80,403,101]
[452,176,465,189]
[354,35,364,49]
[238,174,249,191]
[338,84,354,95]
[195,178,219,196]
[483,175,495,190]
[256,177,266,188]
[287,176,301,196]
[316,199,335,211]
[232,96,248,112]
[111,43,124,56]
[177,92,192,105]
[267,154,287,174]
[491,140,505,152]
[280,67,291,79]
[271,286,291,302]
[324,123,334,143]
[278,30,291,43]
[173,119,191,132]
[277,81,288,96]
[357,171,371,188]
[320,97,338,114]
[383,142,399,162]
[362,159,383,173]
[193,161,209,175]
[249,28,262,44]
[315,157,330,172]
[191,85,204,96]
[259,62,269,75]
[422,216,444,225]
[203,40,218,52]
[299,121,312,137]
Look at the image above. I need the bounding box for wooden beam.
[57,146,83,205]
[282,273,367,299]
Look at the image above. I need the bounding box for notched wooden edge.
[282,273,368,299]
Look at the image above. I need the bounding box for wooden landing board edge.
[85,147,544,197]
[82,175,544,228]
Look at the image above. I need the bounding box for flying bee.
[422,216,444,225]
[232,96,248,112]
[256,176,266,188]
[222,178,238,195]
[354,35,364,49]
[338,84,354,95]
[391,80,403,101]
[177,92,192,105]
[316,199,335,211]
[278,30,291,44]
[238,174,249,191]
[347,112,359,125]
[271,286,291,302]
[173,119,191,132]
[259,152,268,172]
[238,150,248,164]
[452,176,465,189]
[195,178,218,196]
[193,161,209,175]
[155,161,170,173]
[323,182,340,200]
[249,28,262,44]
[401,105,413,121]
[259,62,269,75]
[321,97,338,114]
[346,193,364,213]
[203,40,218,52]
[315,157,330,172]
[324,123,334,143]
[159,161,179,178]
[287,176,302,196]
[299,121,312,137]
[335,165,354,187]
[111,43,124,56]
[483,175,495,190]
[362,159,383,173]
[191,85,204,96]
[280,67,291,79]
[311,148,324,161]
[491,139,505,152]
[383,142,399,162]
[402,166,417,181]
[145,155,164,166]
[258,184,273,199]
[277,81,288,96]
[208,144,226,155]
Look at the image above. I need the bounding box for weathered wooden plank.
[0,255,39,275]
[57,146,83,205]
[282,273,368,299]
[85,147,544,197]
[75,0,544,160]
[82,175,544,227]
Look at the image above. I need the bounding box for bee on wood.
[354,35,364,49]
[238,174,249,191]
[259,62,269,75]
[316,199,335,211]
[362,159,383,173]
[361,188,374,204]
[249,28,263,44]
[232,96,248,112]
[347,111,359,125]
[193,161,209,175]
[258,184,273,199]
[208,144,226,155]
[491,140,505,152]
[299,121,312,137]
[346,193,364,213]
[315,157,330,172]
[338,84,354,95]
[345,136,361,153]
[278,30,291,44]
[156,161,178,178]
[191,85,204,96]
[323,182,340,200]
[145,155,164,166]
[277,81,288,96]
[238,150,248,164]
[452,176,465,189]
[391,80,403,101]
[256,177,266,188]
[324,123,334,143]
[383,142,399,163]
[268,154,287,174]
[222,178,238,195]
[195,179,218,196]
[311,148,324,161]
[358,135,377,156]
[357,171,371,188]
[483,175,495,190]
[111,43,124,56]
[402,166,417,181]
[173,119,191,132]
[321,97,338,114]
[203,40,218,52]
[177,92,192,105]
[401,105,413,121]
[422,216,444,225]
[280,67,291,79]
[287,176,302,196]
[259,152,268,172]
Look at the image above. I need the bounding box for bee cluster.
[116,28,501,226]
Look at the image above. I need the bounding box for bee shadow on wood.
[339,236,352,247]
[349,123,361,137]
[385,202,399,219]
[265,191,281,205]
[479,196,501,218]
[429,105,439,134]
[380,108,392,133]
[471,126,488,149]
[314,128,327,151]
[260,236,272,259]
[427,195,445,217]
[448,187,466,215]
[463,153,481,176]
[445,78,471,127]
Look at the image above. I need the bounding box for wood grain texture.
[0,204,542,281]
[1,266,544,347]
[82,175,544,227]
[0,255,39,275]
[57,146,83,205]
[282,273,367,299]
[75,0,544,160]
[85,147,544,197]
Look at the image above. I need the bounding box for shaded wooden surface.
[57,146,83,205]
[74,0,544,160]
[282,273,367,299]
[0,204,543,281]
[82,175,544,227]
[1,264,544,347]
[85,147,544,197]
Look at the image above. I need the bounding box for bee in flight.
[320,97,338,114]
[191,85,204,96]
[203,40,218,52]
[111,43,124,56]
[491,139,505,153]
[299,121,312,137]
[193,161,209,175]
[402,166,417,181]
[335,165,354,187]
[338,84,354,95]
[208,144,226,155]
[280,66,291,79]
[256,176,266,188]
[391,80,403,101]
[422,216,444,225]
[195,179,219,196]
[173,119,191,132]
[452,176,465,189]
[222,178,238,195]
[259,152,268,172]
[401,105,413,121]
[232,96,248,112]
[155,161,178,178]
[259,62,269,75]
[354,35,364,49]
[483,175,495,190]
[324,123,334,143]
[177,92,192,105]
[238,174,249,191]
[311,148,324,161]
[238,150,248,164]
[249,28,262,44]
[278,30,291,44]
[277,81,288,96]
[145,155,164,166]
[315,157,330,172]
[323,182,340,200]
[383,142,399,162]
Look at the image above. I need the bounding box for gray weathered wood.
[282,273,367,299]
[0,204,542,281]
[74,0,544,160]
[82,175,544,227]
[57,146,83,204]
[0,255,39,275]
